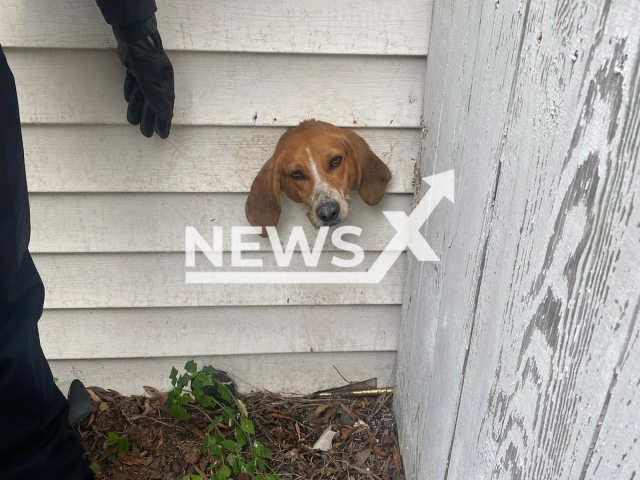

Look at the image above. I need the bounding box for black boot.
[68,379,92,437]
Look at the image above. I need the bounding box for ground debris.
[81,388,405,479]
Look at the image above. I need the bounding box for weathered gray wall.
[394,0,640,479]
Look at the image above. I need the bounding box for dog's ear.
[342,129,392,205]
[246,155,282,237]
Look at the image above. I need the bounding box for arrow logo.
[186,170,455,284]
[383,170,455,261]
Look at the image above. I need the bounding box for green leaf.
[206,435,222,456]
[255,458,267,472]
[239,458,253,475]
[199,394,215,408]
[207,415,224,431]
[227,454,238,475]
[177,373,191,389]
[192,385,205,403]
[175,392,191,405]
[221,406,235,422]
[191,476,203,480]
[252,441,271,460]
[263,447,273,459]
[217,465,231,480]
[217,383,234,403]
[236,398,249,418]
[221,439,239,452]
[107,432,120,445]
[170,367,179,385]
[265,474,279,480]
[117,436,130,454]
[234,428,247,445]
[89,461,102,473]
[202,365,218,376]
[195,372,213,387]
[170,403,190,421]
[185,360,198,373]
[240,417,255,435]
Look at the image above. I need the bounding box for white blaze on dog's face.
[246,120,392,236]
[298,145,351,228]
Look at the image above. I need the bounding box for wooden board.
[40,305,400,359]
[29,193,411,253]
[49,351,398,395]
[7,49,426,127]
[22,125,419,193]
[35,252,406,308]
[394,0,640,478]
[581,306,640,480]
[0,0,432,55]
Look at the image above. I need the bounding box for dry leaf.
[236,398,248,418]
[98,402,109,412]
[143,399,154,416]
[393,445,402,471]
[313,405,329,418]
[117,453,153,466]
[190,426,205,439]
[268,412,294,421]
[354,420,369,429]
[340,403,358,421]
[355,448,371,466]
[285,448,300,462]
[194,464,209,479]
[340,426,356,440]
[143,386,168,401]
[86,389,101,403]
[369,431,387,458]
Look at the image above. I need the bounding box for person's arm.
[94,0,157,27]
[95,0,175,139]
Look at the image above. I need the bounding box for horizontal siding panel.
[7,49,426,127]
[49,351,397,395]
[35,252,406,308]
[0,0,431,55]
[29,193,411,253]
[23,125,419,193]
[40,305,400,359]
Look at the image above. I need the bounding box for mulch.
[81,386,405,480]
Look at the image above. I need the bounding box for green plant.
[106,431,130,454]
[166,361,278,480]
[89,461,102,474]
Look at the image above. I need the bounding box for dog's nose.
[316,201,340,223]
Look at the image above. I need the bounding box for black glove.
[113,15,174,139]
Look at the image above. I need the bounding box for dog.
[246,120,392,235]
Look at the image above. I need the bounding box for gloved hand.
[112,15,174,139]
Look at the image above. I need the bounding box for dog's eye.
[330,156,343,168]
[290,171,304,180]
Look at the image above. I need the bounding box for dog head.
[246,120,392,235]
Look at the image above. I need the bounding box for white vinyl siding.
[1,0,431,394]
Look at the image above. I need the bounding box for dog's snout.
[316,201,340,224]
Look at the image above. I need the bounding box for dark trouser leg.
[0,46,93,480]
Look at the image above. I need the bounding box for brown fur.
[246,120,392,236]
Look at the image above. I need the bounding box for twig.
[333,365,352,384]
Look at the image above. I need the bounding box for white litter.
[312,427,339,451]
